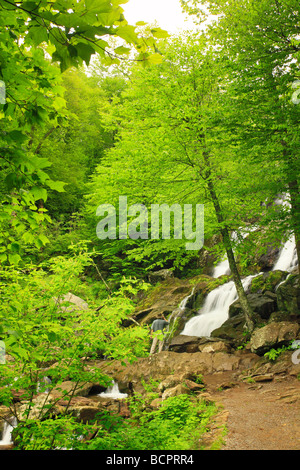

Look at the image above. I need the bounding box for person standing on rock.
[150,314,169,355]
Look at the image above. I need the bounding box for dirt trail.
[204,373,300,450]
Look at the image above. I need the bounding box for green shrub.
[86,394,218,451]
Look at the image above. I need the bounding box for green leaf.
[22,232,35,244]
[151,28,170,39]
[75,43,96,65]
[0,253,7,263]
[115,25,138,44]
[46,180,66,192]
[85,0,111,13]
[114,45,131,55]
[27,26,49,45]
[8,253,21,265]
[8,130,28,144]
[31,186,48,202]
[38,234,50,245]
[147,53,163,65]
[31,157,52,171]
[53,96,67,111]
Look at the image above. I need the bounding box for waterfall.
[271,193,298,272]
[178,217,298,339]
[0,417,17,446]
[37,376,52,394]
[272,235,298,273]
[180,274,260,338]
[167,286,195,327]
[98,381,128,399]
[177,287,195,314]
[212,226,257,278]
[212,257,230,278]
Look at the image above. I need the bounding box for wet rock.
[51,381,98,398]
[158,376,181,392]
[276,275,300,315]
[257,246,280,271]
[131,278,193,326]
[183,379,205,392]
[17,394,65,420]
[211,314,247,346]
[158,374,204,395]
[229,292,277,320]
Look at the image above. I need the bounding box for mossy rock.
[192,275,231,310]
[276,274,300,315]
[250,270,287,294]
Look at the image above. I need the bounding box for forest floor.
[204,372,300,450]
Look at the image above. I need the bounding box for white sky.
[122,0,197,33]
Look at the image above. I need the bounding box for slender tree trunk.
[288,179,300,276]
[221,226,255,332]
[202,152,255,332]
[282,141,300,276]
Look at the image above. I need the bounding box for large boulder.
[148,269,174,284]
[161,384,192,400]
[229,292,277,320]
[257,246,280,271]
[129,278,194,326]
[168,335,231,354]
[56,292,89,312]
[168,335,201,353]
[276,275,300,316]
[210,314,247,346]
[250,321,300,355]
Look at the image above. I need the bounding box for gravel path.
[205,374,300,450]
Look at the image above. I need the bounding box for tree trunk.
[221,227,255,332]
[281,140,300,276]
[288,179,300,276]
[202,152,255,332]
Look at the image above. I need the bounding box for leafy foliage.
[85,394,218,450]
[0,246,149,447]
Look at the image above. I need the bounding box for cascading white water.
[98,380,128,399]
[178,287,195,312]
[212,227,257,278]
[212,258,230,278]
[180,274,260,338]
[37,376,52,394]
[272,235,298,272]
[178,210,298,339]
[0,417,17,446]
